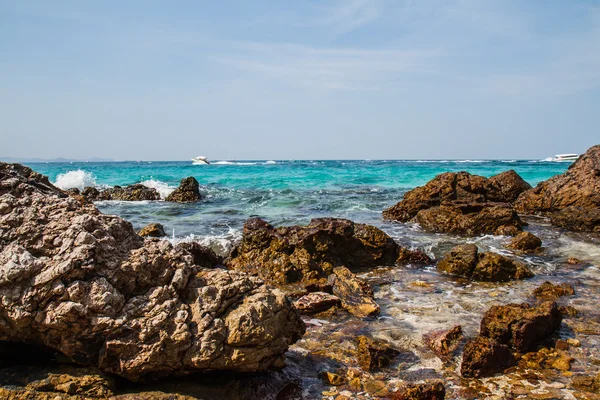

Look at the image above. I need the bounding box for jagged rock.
[460,336,515,378]
[0,162,305,381]
[415,202,523,236]
[479,301,562,353]
[227,217,427,284]
[507,231,542,252]
[571,374,600,393]
[396,247,433,265]
[533,281,575,301]
[391,380,446,400]
[515,145,600,232]
[81,186,101,200]
[329,267,379,318]
[304,280,333,294]
[138,223,167,238]
[100,184,161,201]
[176,242,223,268]
[293,292,340,314]
[423,325,463,359]
[550,206,600,233]
[356,336,400,371]
[320,370,346,386]
[383,170,530,220]
[437,245,533,282]
[165,177,202,202]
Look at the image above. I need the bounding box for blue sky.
[1,0,599,160]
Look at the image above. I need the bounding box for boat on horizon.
[545,153,579,162]
[191,156,210,165]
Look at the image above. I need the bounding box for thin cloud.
[319,0,382,36]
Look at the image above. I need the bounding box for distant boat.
[547,153,579,162]
[191,156,210,165]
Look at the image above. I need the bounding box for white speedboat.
[191,156,210,165]
[549,153,579,162]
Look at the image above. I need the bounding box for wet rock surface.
[507,231,542,252]
[294,292,340,314]
[329,267,380,318]
[383,170,530,235]
[83,184,161,201]
[165,177,202,202]
[0,162,305,381]
[437,244,534,282]
[423,325,463,360]
[175,242,223,268]
[515,145,600,232]
[356,336,400,372]
[533,281,576,301]
[461,336,516,378]
[138,223,167,238]
[227,217,428,284]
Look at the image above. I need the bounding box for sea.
[23,159,600,398]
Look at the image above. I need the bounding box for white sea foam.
[54,170,97,190]
[140,179,175,199]
[213,161,259,165]
[169,227,242,257]
[265,160,277,164]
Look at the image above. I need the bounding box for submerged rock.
[515,144,600,232]
[507,231,542,252]
[0,162,305,381]
[138,223,167,238]
[479,301,562,353]
[391,380,446,400]
[329,267,379,318]
[423,325,463,359]
[437,245,533,282]
[227,217,428,284]
[533,281,575,301]
[461,336,515,378]
[356,336,400,372]
[293,292,340,314]
[165,177,202,202]
[383,170,530,236]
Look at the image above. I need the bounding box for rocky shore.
[0,145,598,399]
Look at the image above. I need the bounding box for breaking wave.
[140,179,175,199]
[54,170,97,190]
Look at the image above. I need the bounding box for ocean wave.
[169,228,242,257]
[54,170,97,190]
[213,161,259,165]
[265,160,277,165]
[140,179,175,199]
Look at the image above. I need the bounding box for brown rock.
[321,371,346,386]
[227,217,414,284]
[165,177,203,202]
[86,184,161,201]
[293,292,340,314]
[396,247,433,265]
[356,336,400,371]
[461,336,515,378]
[533,281,575,301]
[479,301,562,353]
[567,257,582,265]
[507,231,542,252]
[415,202,523,236]
[330,267,380,318]
[423,325,463,359]
[0,162,305,381]
[364,379,388,397]
[571,374,600,393]
[138,223,167,238]
[488,170,533,203]
[437,245,533,282]
[391,380,446,400]
[515,145,600,232]
[176,242,223,268]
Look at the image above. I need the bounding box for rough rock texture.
[293,292,340,314]
[138,223,167,238]
[329,267,380,318]
[415,202,523,236]
[479,301,562,353]
[391,380,446,400]
[533,282,575,301]
[571,374,600,394]
[0,162,305,381]
[515,145,600,232]
[82,184,161,202]
[227,217,428,284]
[383,171,530,234]
[176,242,223,269]
[460,336,515,378]
[356,336,400,372]
[423,325,463,359]
[165,177,202,203]
[507,231,542,252]
[437,245,533,282]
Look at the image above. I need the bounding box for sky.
[1,0,599,160]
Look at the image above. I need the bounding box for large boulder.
[165,177,202,202]
[82,184,161,201]
[507,231,542,252]
[383,171,528,235]
[437,245,533,282]
[515,145,600,232]
[0,162,305,381]
[460,336,515,378]
[227,217,429,284]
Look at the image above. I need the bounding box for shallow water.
[23,160,600,398]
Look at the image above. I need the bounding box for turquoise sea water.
[26,160,569,252]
